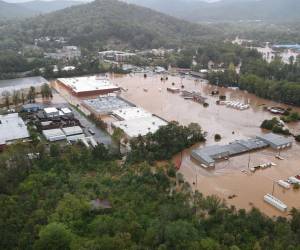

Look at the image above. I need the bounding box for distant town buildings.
[98,50,136,62]
[254,45,299,64]
[45,46,81,60]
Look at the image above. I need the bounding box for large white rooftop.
[58,76,119,93]
[113,116,167,138]
[0,113,29,144]
[112,107,152,121]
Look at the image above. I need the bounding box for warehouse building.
[42,129,66,142]
[56,76,120,97]
[43,126,83,142]
[62,126,83,136]
[257,133,293,150]
[191,138,270,167]
[82,95,134,116]
[0,113,30,148]
[42,126,98,148]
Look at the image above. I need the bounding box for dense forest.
[1,123,300,250]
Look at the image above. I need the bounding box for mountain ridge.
[124,0,300,23]
[0,0,35,20]
[1,0,220,49]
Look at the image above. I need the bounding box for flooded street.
[111,73,300,217]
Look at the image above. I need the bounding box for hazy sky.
[4,0,220,2]
[5,0,92,2]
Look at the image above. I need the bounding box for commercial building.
[83,95,134,116]
[56,76,120,97]
[257,133,293,150]
[0,113,30,147]
[112,115,168,138]
[0,76,49,104]
[112,107,152,121]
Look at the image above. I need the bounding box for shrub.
[214,134,222,141]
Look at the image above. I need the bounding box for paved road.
[70,107,114,147]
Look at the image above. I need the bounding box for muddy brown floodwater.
[111,73,300,217]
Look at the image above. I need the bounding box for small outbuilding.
[22,103,43,113]
[44,107,59,118]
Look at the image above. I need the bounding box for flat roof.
[0,76,48,95]
[62,126,83,135]
[192,138,269,165]
[44,107,58,114]
[0,113,29,143]
[61,107,72,114]
[112,107,152,121]
[42,128,65,137]
[83,95,134,115]
[113,116,167,138]
[58,76,119,93]
[257,133,293,147]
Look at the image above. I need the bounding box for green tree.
[27,86,36,103]
[2,91,11,109]
[112,127,125,155]
[12,90,20,107]
[41,83,53,100]
[34,223,73,250]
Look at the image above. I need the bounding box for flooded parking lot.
[110,73,300,216]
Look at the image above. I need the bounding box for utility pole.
[272,181,276,196]
[247,151,251,170]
